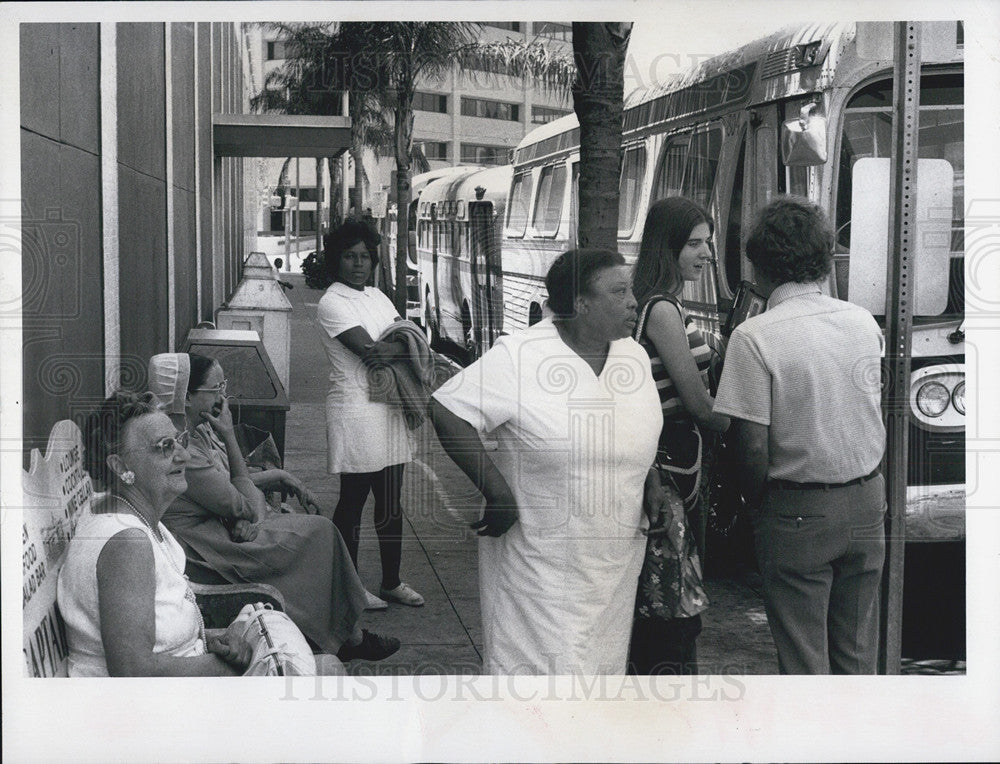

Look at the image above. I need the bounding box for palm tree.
[571,22,632,250]
[364,22,576,312]
[252,23,391,219]
[257,22,575,311]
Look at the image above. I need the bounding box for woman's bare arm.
[336,326,406,367]
[429,399,518,537]
[644,300,730,433]
[96,529,241,677]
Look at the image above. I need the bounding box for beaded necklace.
[111,494,206,647]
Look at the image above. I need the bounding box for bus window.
[506,172,533,237]
[681,125,724,207]
[834,74,963,314]
[533,163,567,236]
[724,131,747,295]
[618,145,647,235]
[650,133,690,202]
[440,222,450,255]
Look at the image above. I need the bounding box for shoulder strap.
[634,294,683,342]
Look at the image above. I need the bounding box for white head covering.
[148,353,191,415]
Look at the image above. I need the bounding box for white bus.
[414,164,513,362]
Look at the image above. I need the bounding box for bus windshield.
[834,73,963,318]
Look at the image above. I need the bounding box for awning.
[212,114,351,158]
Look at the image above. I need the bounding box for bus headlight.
[952,380,965,415]
[909,364,963,433]
[916,381,950,418]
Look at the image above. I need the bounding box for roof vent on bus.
[762,41,822,78]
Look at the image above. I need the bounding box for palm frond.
[455,39,576,95]
[410,144,432,174]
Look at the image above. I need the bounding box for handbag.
[633,296,704,507]
[224,602,318,676]
[635,468,710,621]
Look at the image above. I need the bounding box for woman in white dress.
[58,391,251,676]
[316,221,423,607]
[430,249,664,674]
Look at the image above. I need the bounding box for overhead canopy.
[213,114,351,158]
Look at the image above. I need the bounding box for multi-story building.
[253,21,573,231]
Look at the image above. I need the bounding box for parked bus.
[414,164,512,362]
[502,20,964,517]
[413,22,964,628]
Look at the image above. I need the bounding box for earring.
[121,470,135,485]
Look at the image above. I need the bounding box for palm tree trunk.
[328,156,344,228]
[315,157,324,257]
[349,91,367,215]
[393,92,415,314]
[354,146,366,215]
[571,22,631,250]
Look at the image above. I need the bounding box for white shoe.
[364,590,388,610]
[380,582,425,607]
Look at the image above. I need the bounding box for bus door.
[468,199,499,357]
[745,103,783,229]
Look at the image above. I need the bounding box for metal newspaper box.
[183,328,290,460]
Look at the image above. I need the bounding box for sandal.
[379,582,425,607]
[336,629,401,662]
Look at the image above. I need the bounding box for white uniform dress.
[57,509,205,677]
[316,281,413,474]
[432,319,661,674]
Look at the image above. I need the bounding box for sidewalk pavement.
[279,270,778,675]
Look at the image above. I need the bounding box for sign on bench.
[23,420,92,677]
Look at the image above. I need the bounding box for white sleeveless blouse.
[57,507,205,677]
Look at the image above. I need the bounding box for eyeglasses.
[149,430,189,456]
[193,379,227,395]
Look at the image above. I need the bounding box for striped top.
[635,295,713,422]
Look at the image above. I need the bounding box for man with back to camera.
[713,196,887,674]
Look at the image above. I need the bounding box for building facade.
[254,21,573,229]
[408,22,573,173]
[20,22,257,458]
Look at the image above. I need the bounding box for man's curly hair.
[745,196,833,285]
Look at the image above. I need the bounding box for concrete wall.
[20,23,106,457]
[20,21,254,460]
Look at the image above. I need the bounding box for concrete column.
[100,23,120,395]
[164,23,176,351]
[193,21,203,319]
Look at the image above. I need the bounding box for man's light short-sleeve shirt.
[714,282,886,483]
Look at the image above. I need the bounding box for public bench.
[22,419,285,677]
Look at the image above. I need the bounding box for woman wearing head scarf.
[148,352,399,663]
[430,249,663,674]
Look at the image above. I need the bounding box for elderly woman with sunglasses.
[57,391,251,676]
[148,352,399,663]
